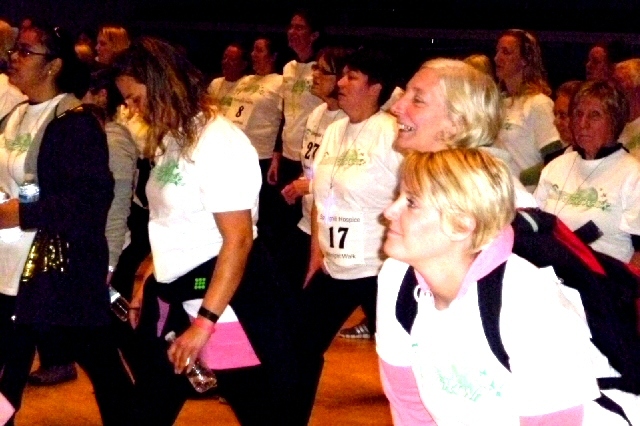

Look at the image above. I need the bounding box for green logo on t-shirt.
[437,366,504,402]
[550,185,611,211]
[5,133,32,153]
[154,160,183,186]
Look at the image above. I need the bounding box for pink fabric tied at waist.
[0,392,15,425]
[155,297,261,370]
[193,318,261,370]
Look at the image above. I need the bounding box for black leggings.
[0,324,135,426]
[131,241,306,425]
[297,272,378,421]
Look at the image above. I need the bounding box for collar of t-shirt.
[413,225,514,300]
[574,142,624,160]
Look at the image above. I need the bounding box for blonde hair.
[615,59,640,89]
[463,54,494,78]
[98,25,130,53]
[420,58,503,149]
[0,20,17,63]
[401,149,515,253]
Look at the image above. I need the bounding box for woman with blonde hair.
[494,29,562,188]
[113,37,302,425]
[96,24,130,65]
[463,53,494,79]
[391,57,536,207]
[378,149,632,425]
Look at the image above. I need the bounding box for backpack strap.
[595,394,632,426]
[478,259,633,424]
[477,261,510,371]
[395,266,419,334]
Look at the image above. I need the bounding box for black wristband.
[198,306,220,323]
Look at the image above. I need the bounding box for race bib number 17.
[317,204,365,267]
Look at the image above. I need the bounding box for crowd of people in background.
[0,8,639,426]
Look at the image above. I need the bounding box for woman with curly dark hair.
[114,37,303,426]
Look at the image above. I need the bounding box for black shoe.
[27,364,78,386]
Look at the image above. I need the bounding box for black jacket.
[15,106,115,326]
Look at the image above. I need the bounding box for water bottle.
[164,331,218,393]
[18,175,39,204]
[108,286,130,322]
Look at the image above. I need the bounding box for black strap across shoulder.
[477,261,510,371]
[477,260,632,425]
[395,266,419,334]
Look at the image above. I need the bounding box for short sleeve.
[526,94,561,153]
[501,260,601,416]
[193,117,261,213]
[619,160,640,237]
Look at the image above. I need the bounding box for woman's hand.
[167,323,213,374]
[267,153,281,185]
[0,199,19,229]
[281,178,310,205]
[304,250,326,288]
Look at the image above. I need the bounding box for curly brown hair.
[112,36,217,159]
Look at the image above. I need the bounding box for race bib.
[317,200,365,267]
[227,97,255,129]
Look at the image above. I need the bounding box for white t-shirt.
[480,146,538,208]
[146,114,261,283]
[224,73,283,159]
[208,77,242,116]
[0,94,64,296]
[0,73,26,120]
[377,255,634,426]
[534,149,640,263]
[281,60,323,161]
[496,93,560,179]
[619,116,640,162]
[312,110,401,279]
[298,103,346,235]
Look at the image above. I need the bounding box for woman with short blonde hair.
[96,25,130,65]
[379,148,619,425]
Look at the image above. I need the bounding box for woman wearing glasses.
[280,46,350,289]
[0,22,134,424]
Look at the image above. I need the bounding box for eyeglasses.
[311,63,335,76]
[7,45,50,59]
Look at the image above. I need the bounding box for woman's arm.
[167,209,253,373]
[105,124,137,273]
[304,203,325,287]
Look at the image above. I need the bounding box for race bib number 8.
[317,205,365,267]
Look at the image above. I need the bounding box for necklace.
[328,116,370,190]
[552,153,610,217]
